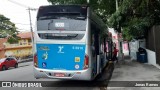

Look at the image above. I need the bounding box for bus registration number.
[54,73,65,77]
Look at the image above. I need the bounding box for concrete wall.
[129,41,138,60]
[123,42,129,56]
[129,39,146,60]
[146,49,160,69]
[146,25,160,66]
[5,47,32,58]
[146,49,156,65]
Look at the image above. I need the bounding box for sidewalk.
[107,56,160,90]
[18,58,33,67]
[18,58,33,63]
[18,61,32,67]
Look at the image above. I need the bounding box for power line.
[7,0,38,10]
[8,0,29,8]
[17,29,30,31]
[14,23,30,25]
[17,28,30,30]
[15,23,35,27]
[7,0,36,41]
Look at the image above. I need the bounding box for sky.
[0,0,51,32]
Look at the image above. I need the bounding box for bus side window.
[91,34,95,57]
[91,23,100,56]
[91,24,96,57]
[94,29,100,55]
[104,38,107,52]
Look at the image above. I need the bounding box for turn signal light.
[34,54,38,67]
[83,54,89,69]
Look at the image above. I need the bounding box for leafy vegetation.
[109,0,160,40]
[0,14,19,43]
[47,0,116,23]
[47,0,160,41]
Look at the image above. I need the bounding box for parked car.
[0,57,18,71]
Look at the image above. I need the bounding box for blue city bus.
[33,5,109,80]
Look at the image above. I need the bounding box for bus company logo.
[42,52,48,60]
[58,46,64,53]
[39,46,49,51]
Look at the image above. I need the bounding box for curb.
[18,58,33,63]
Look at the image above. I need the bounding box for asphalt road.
[0,61,114,90]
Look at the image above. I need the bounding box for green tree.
[109,0,160,40]
[47,0,87,4]
[47,0,115,39]
[0,14,19,43]
[47,0,160,41]
[47,0,116,23]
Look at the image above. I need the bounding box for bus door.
[91,28,100,76]
[94,30,100,75]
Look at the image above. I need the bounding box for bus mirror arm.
[48,20,53,30]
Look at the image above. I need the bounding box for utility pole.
[27,8,36,43]
[87,0,89,3]
[115,0,123,60]
[116,0,118,11]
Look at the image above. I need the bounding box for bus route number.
[55,23,64,27]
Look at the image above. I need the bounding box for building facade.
[0,38,8,58]
[0,32,33,59]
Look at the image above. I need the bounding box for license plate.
[54,73,65,77]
